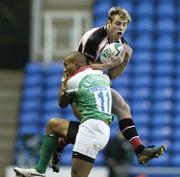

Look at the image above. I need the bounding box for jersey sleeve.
[65,77,78,95]
[78,37,97,62]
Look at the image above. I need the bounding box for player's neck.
[68,65,91,78]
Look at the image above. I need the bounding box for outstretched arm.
[58,73,72,108]
[59,93,72,108]
[90,50,126,70]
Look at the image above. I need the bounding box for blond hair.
[108,7,131,22]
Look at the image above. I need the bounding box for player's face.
[107,15,128,42]
[64,58,77,76]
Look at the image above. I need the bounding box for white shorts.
[73,119,110,159]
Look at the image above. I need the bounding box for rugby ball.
[99,42,124,63]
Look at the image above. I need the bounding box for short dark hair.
[108,7,131,22]
[64,51,87,65]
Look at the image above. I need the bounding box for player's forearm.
[58,94,72,108]
[90,59,122,70]
[109,51,131,79]
[108,61,128,80]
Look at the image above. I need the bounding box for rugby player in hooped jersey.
[14,51,113,177]
[51,6,165,170]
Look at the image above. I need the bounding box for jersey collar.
[68,66,92,79]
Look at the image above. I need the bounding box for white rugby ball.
[99,42,124,63]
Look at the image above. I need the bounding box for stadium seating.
[135,1,154,16]
[135,17,154,32]
[156,18,175,34]
[156,1,175,17]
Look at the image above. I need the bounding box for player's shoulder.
[67,68,104,90]
[83,26,107,42]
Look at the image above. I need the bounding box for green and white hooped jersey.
[66,67,113,123]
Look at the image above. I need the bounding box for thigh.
[47,118,70,139]
[71,158,93,177]
[111,88,131,118]
[111,88,126,107]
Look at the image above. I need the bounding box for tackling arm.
[58,74,72,108]
[59,93,72,108]
[109,44,133,80]
[90,50,126,70]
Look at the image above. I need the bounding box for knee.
[47,118,60,131]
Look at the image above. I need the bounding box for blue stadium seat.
[47,62,63,75]
[18,125,40,136]
[25,62,44,74]
[93,1,112,18]
[155,51,174,63]
[171,129,180,140]
[131,100,151,113]
[19,112,40,125]
[153,76,174,87]
[132,76,152,87]
[133,112,149,126]
[43,100,60,112]
[151,100,173,114]
[155,35,174,50]
[93,17,107,27]
[174,101,180,114]
[45,87,59,100]
[131,63,152,75]
[132,50,152,63]
[21,99,42,112]
[150,139,170,148]
[151,126,171,140]
[169,154,180,166]
[177,38,180,51]
[153,87,173,100]
[115,0,133,14]
[24,75,43,86]
[135,17,153,32]
[45,75,61,87]
[156,18,175,33]
[136,127,150,140]
[134,34,153,49]
[151,113,171,126]
[131,86,152,100]
[155,63,174,75]
[175,78,180,89]
[156,1,175,17]
[136,1,154,16]
[172,115,180,127]
[112,74,130,88]
[169,141,180,153]
[23,86,43,98]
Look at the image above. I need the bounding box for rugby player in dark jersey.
[50,7,165,172]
